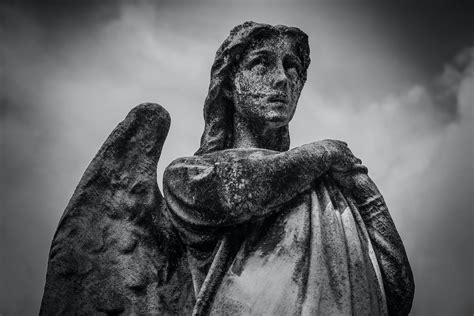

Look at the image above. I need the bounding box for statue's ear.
[41,103,195,315]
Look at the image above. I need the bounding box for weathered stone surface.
[164,21,414,315]
[40,103,194,315]
[41,21,414,316]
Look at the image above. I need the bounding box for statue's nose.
[272,64,289,90]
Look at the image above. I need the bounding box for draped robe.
[163,148,414,315]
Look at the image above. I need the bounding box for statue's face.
[232,35,305,128]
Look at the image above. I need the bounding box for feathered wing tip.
[196,21,310,155]
[40,103,195,315]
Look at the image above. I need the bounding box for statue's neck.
[232,115,287,151]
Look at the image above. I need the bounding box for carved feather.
[41,103,194,315]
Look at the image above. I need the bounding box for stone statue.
[41,22,414,315]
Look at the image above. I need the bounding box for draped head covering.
[195,21,311,155]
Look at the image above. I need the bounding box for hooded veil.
[195,21,310,155]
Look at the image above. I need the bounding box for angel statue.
[41,22,414,315]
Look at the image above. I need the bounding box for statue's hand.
[319,139,362,173]
[318,139,369,192]
[330,167,369,193]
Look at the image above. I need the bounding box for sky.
[1,1,473,315]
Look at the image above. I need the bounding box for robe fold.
[163,149,414,315]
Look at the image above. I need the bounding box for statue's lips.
[266,94,288,103]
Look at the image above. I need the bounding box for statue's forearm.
[349,173,415,315]
[253,142,334,209]
[164,143,332,227]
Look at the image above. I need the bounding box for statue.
[41,22,414,315]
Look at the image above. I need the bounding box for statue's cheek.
[289,80,303,97]
[236,70,272,94]
[234,72,252,94]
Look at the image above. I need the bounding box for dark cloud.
[363,0,474,75]
[429,48,474,120]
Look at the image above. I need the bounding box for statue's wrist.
[314,140,338,169]
[305,141,334,175]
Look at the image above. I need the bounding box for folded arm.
[164,140,356,227]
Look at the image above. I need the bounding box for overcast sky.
[1,1,473,315]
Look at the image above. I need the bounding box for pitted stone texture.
[40,103,194,315]
[40,21,414,316]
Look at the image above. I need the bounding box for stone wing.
[40,103,194,315]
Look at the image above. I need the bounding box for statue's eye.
[283,57,302,75]
[248,56,269,70]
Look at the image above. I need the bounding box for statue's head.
[196,21,310,155]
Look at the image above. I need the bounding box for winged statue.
[41,22,414,315]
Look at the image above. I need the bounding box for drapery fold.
[163,149,413,315]
[209,180,387,315]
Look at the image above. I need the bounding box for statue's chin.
[262,111,293,128]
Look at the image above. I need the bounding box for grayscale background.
[1,1,473,314]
